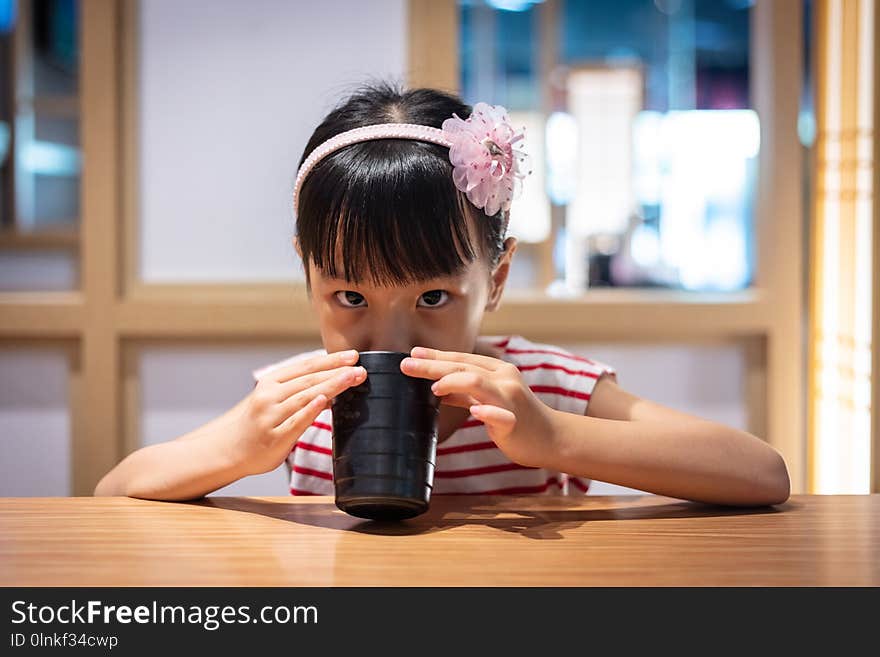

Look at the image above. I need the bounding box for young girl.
[95,82,790,506]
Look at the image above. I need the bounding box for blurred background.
[0,0,875,497]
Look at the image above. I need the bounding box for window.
[460,0,756,293]
[0,0,80,291]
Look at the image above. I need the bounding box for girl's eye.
[417,290,449,308]
[335,291,366,307]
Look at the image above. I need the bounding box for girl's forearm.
[545,410,790,506]
[93,424,248,501]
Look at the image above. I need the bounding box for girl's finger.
[271,367,365,426]
[400,357,479,381]
[274,393,328,441]
[431,371,504,406]
[435,392,479,409]
[469,404,517,433]
[410,346,503,372]
[273,365,362,402]
[263,349,359,384]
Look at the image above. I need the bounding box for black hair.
[295,81,508,287]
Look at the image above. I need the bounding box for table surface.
[1,494,878,586]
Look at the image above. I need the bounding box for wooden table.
[1,495,877,586]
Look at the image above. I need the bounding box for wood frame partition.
[0,0,813,496]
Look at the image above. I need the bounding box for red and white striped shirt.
[252,335,616,496]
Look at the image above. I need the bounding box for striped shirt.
[251,335,616,496]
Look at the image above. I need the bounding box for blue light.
[0,0,15,34]
[0,122,9,166]
[485,0,543,12]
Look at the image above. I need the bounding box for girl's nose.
[369,318,416,354]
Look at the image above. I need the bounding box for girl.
[95,82,790,506]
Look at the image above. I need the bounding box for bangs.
[296,139,480,286]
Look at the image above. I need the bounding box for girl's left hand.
[400,346,559,468]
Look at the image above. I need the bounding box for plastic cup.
[331,351,440,521]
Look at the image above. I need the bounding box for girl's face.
[301,237,517,355]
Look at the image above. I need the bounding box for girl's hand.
[231,350,366,476]
[400,346,558,468]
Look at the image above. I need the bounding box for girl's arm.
[94,350,367,501]
[546,375,791,506]
[93,396,250,501]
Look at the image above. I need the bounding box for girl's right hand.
[230,349,365,476]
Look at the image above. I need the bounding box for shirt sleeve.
[542,351,616,418]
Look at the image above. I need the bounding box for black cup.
[331,351,440,521]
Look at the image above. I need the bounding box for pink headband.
[293,102,531,218]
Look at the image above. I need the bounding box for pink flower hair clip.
[442,102,532,217]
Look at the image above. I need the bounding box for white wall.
[0,251,77,291]
[574,342,748,430]
[137,0,407,283]
[0,346,71,496]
